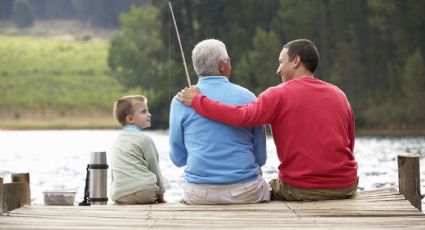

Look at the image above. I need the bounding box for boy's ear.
[125,115,134,124]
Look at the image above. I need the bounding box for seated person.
[169,39,270,204]
[110,95,166,204]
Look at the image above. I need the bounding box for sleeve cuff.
[191,94,203,107]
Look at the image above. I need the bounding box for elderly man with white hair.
[169,39,270,204]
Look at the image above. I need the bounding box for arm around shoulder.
[191,87,279,127]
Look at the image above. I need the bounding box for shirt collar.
[123,124,142,132]
[197,76,229,84]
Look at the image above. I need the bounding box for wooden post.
[3,182,26,212]
[11,173,31,205]
[398,154,422,211]
[0,177,3,215]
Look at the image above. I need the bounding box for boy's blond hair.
[113,95,148,126]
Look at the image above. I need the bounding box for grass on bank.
[1,116,424,136]
[0,117,119,130]
[0,35,139,126]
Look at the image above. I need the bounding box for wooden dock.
[1,188,425,229]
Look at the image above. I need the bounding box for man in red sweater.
[177,39,358,201]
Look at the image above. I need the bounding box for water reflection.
[0,130,424,207]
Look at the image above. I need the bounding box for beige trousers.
[115,187,159,204]
[182,176,271,205]
[269,177,358,201]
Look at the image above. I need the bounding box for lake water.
[0,130,424,207]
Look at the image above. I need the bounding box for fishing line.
[168,6,171,104]
[168,0,191,87]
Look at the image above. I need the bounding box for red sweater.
[191,77,358,188]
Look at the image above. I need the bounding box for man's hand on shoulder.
[176,86,201,106]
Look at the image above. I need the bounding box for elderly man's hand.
[176,86,201,106]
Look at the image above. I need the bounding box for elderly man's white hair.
[192,39,229,77]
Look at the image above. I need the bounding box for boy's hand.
[157,194,166,203]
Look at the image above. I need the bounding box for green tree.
[363,0,425,129]
[89,0,132,28]
[274,0,330,80]
[159,0,279,83]
[328,28,364,108]
[401,48,425,126]
[237,28,281,95]
[13,0,34,28]
[108,4,179,128]
[109,4,167,90]
[0,0,14,21]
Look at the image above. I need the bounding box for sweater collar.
[197,76,229,84]
[123,124,142,132]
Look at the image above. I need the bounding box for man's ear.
[125,115,134,124]
[293,55,301,68]
[218,60,225,72]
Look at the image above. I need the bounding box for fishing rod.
[168,0,192,87]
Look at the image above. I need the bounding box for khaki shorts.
[183,176,271,205]
[115,187,159,204]
[269,178,358,201]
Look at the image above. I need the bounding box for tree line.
[1,0,424,131]
[109,0,425,130]
[0,0,134,28]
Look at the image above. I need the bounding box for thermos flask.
[89,151,108,205]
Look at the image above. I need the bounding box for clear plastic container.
[43,189,76,206]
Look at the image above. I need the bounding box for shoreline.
[1,118,425,136]
[0,118,119,130]
[356,129,425,137]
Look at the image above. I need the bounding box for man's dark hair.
[283,39,319,73]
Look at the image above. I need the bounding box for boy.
[110,95,166,204]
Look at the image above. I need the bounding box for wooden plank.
[0,177,3,215]
[398,154,422,211]
[11,173,31,205]
[1,216,425,230]
[0,188,424,229]
[1,214,424,224]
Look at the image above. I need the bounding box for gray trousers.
[182,175,271,205]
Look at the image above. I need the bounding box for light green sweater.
[109,130,166,201]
